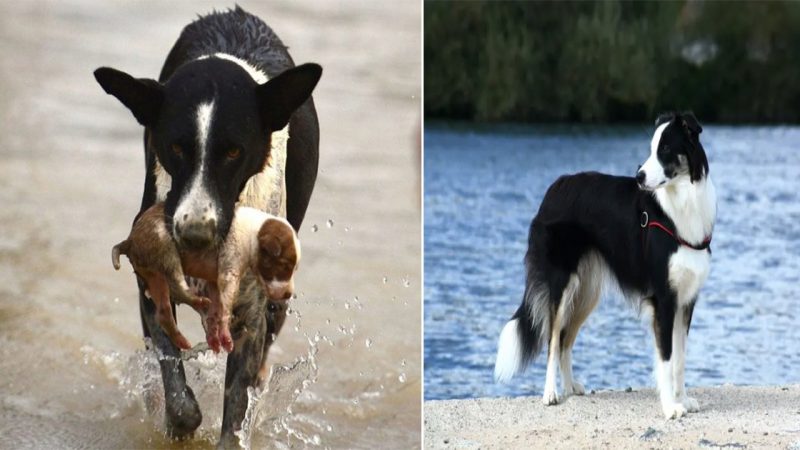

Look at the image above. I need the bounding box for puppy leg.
[166,271,211,313]
[146,271,192,350]
[673,302,699,412]
[216,270,242,353]
[652,300,685,419]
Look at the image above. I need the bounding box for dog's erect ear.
[655,112,676,127]
[257,63,322,131]
[94,67,163,126]
[680,112,708,182]
[680,111,703,135]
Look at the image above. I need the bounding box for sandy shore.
[425,385,800,449]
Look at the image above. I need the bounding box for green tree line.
[425,1,800,123]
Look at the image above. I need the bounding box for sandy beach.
[425,385,800,449]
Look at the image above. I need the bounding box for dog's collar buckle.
[640,211,649,228]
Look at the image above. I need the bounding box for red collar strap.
[640,211,711,251]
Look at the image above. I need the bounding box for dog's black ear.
[655,112,675,127]
[256,63,322,131]
[94,67,163,126]
[679,112,708,182]
[680,111,703,135]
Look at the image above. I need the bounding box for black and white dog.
[94,7,321,445]
[494,112,716,419]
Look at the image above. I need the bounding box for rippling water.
[0,1,420,448]
[424,123,800,400]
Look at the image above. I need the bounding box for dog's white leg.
[543,275,578,405]
[653,308,686,419]
[656,353,685,419]
[559,346,584,396]
[672,307,699,412]
[542,321,561,406]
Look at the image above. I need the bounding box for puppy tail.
[111,240,130,271]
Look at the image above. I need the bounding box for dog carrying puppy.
[94,6,321,445]
[112,203,301,353]
[495,112,716,419]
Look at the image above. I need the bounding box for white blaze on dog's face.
[256,218,300,301]
[92,58,322,252]
[637,113,707,190]
[638,122,671,189]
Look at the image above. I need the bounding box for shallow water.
[0,1,421,448]
[424,123,800,400]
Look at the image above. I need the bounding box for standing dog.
[94,7,321,445]
[494,112,716,419]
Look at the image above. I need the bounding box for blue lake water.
[424,123,800,400]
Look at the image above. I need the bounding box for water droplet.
[326,219,334,228]
[365,338,373,348]
[401,359,406,367]
[403,277,411,288]
[382,276,388,284]
[113,297,120,303]
[344,226,350,232]
[311,224,319,232]
[398,373,406,383]
[344,302,350,310]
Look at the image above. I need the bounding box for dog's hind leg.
[559,253,603,397]
[559,292,599,397]
[543,273,579,406]
[136,277,203,439]
[672,301,699,412]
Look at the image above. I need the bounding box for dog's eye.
[227,148,241,160]
[172,144,183,157]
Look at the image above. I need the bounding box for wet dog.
[495,112,716,419]
[112,203,301,353]
[94,6,320,445]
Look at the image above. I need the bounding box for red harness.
[640,211,712,251]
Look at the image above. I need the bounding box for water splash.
[235,344,321,449]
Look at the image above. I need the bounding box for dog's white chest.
[668,247,710,305]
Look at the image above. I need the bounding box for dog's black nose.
[636,170,646,186]
[179,221,216,250]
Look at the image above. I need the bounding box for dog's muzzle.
[176,219,216,250]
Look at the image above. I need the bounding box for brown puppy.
[112,204,301,352]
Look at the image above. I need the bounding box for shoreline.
[425,385,800,449]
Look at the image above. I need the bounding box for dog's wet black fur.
[95,7,320,446]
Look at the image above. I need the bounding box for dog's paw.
[565,381,585,396]
[662,402,687,419]
[542,390,559,406]
[681,396,699,412]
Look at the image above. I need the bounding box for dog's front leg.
[137,279,203,439]
[652,298,686,419]
[672,302,699,412]
[218,274,282,449]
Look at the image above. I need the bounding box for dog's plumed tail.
[111,240,130,270]
[494,272,550,383]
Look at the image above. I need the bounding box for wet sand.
[425,385,800,449]
[0,1,420,448]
